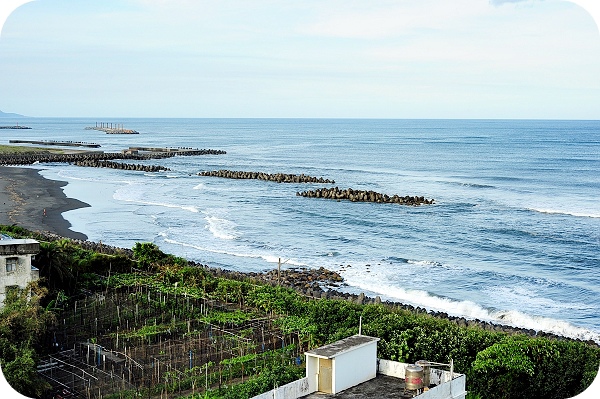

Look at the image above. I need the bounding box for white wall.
[378,359,408,379]
[333,341,378,394]
[250,377,313,399]
[419,376,467,399]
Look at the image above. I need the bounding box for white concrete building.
[305,334,379,394]
[0,238,40,306]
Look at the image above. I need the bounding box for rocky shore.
[297,187,434,205]
[199,169,335,183]
[202,262,598,347]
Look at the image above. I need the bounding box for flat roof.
[0,238,39,245]
[305,335,379,359]
[301,374,419,399]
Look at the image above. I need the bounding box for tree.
[34,240,74,293]
[0,281,54,397]
[133,242,187,270]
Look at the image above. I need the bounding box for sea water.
[5,118,599,342]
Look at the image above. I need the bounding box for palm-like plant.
[34,240,74,293]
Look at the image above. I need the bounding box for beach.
[0,166,89,240]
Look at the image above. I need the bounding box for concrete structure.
[251,378,312,399]
[0,238,40,306]
[305,335,380,395]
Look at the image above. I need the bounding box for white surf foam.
[204,216,238,240]
[407,259,443,267]
[529,207,600,219]
[54,169,133,185]
[112,185,199,213]
[342,274,600,344]
[163,238,307,268]
[490,309,600,342]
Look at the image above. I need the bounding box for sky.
[0,0,599,119]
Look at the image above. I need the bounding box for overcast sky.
[0,0,599,119]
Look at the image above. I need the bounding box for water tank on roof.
[416,360,431,387]
[405,364,424,391]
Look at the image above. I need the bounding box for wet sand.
[0,166,89,240]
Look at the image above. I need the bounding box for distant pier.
[85,122,139,134]
[9,140,101,148]
[0,125,31,129]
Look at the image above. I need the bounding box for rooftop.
[0,238,39,244]
[0,238,40,255]
[305,335,380,359]
[302,374,421,399]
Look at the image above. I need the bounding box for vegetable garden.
[1,225,598,399]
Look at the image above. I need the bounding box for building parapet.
[0,239,40,255]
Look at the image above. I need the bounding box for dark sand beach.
[0,166,89,240]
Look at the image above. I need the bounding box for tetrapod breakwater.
[296,186,434,205]
[199,169,334,183]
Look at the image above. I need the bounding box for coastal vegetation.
[0,225,598,399]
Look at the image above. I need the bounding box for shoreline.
[0,167,596,345]
[5,217,599,346]
[0,166,89,241]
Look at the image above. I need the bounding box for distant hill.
[0,110,26,118]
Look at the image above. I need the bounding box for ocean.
[5,118,600,343]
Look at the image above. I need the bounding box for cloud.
[490,0,531,4]
[301,0,491,39]
[567,0,600,33]
[0,0,35,37]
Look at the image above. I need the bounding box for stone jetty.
[0,147,226,166]
[199,169,334,183]
[9,139,100,148]
[127,147,226,156]
[296,187,434,205]
[0,125,31,129]
[73,159,170,172]
[0,152,152,166]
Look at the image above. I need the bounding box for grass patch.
[0,144,85,155]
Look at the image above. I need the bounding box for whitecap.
[407,259,443,267]
[204,216,238,240]
[528,207,600,219]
